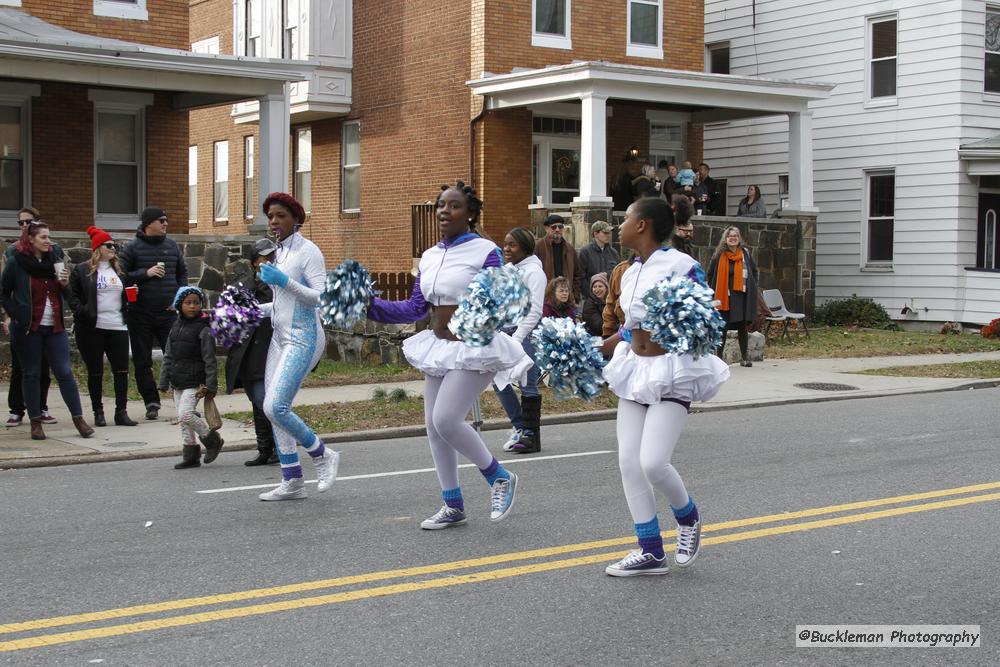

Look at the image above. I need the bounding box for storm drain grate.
[794,382,860,392]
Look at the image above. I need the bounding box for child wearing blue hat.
[158,286,223,469]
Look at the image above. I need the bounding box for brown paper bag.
[203,393,222,432]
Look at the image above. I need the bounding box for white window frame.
[188,146,198,225]
[342,121,361,213]
[213,140,229,222]
[984,208,997,269]
[293,127,311,213]
[0,1,23,7]
[531,0,571,50]
[778,174,789,211]
[191,36,220,55]
[283,0,300,59]
[244,136,255,220]
[862,169,895,268]
[706,41,730,75]
[646,110,686,174]
[865,14,898,107]
[89,90,151,230]
[237,0,262,58]
[93,0,148,21]
[0,86,37,218]
[985,6,1000,97]
[627,0,663,60]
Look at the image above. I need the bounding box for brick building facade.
[188,0,711,272]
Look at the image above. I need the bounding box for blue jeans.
[244,379,266,410]
[10,325,83,419]
[493,336,540,433]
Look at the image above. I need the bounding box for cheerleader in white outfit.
[368,182,532,529]
[600,197,729,576]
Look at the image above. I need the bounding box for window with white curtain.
[214,141,229,222]
[342,121,360,212]
[294,128,311,212]
[532,0,571,49]
[986,7,1000,93]
[188,146,197,224]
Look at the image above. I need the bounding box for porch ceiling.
[468,61,834,121]
[0,7,312,106]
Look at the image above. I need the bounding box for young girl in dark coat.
[158,286,223,469]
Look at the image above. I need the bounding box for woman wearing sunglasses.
[68,227,137,427]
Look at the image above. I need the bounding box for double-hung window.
[342,121,360,212]
[90,90,150,228]
[867,15,897,101]
[294,128,312,213]
[986,7,1000,93]
[707,42,730,74]
[214,141,229,222]
[532,0,571,50]
[283,0,300,58]
[0,99,28,213]
[627,0,662,60]
[244,136,255,220]
[865,170,894,265]
[245,0,261,57]
[188,146,197,225]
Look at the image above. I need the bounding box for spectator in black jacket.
[225,239,278,466]
[695,163,723,216]
[577,220,620,300]
[118,207,188,421]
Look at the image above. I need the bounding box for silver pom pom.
[209,284,263,349]
[530,317,606,401]
[448,264,531,347]
[318,260,375,328]
[640,275,725,359]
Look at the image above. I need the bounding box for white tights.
[424,370,495,491]
[174,388,209,448]
[616,398,690,525]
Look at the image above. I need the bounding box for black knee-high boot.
[113,371,137,425]
[513,395,541,454]
[88,373,104,425]
[245,402,278,466]
[738,324,751,366]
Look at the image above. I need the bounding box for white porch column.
[253,84,291,231]
[786,109,818,213]
[574,92,612,204]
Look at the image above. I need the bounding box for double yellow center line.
[3,480,1000,653]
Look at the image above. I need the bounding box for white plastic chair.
[762,289,809,343]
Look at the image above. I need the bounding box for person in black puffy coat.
[158,286,222,470]
[118,207,188,421]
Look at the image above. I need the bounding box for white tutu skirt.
[403,329,533,387]
[603,341,730,404]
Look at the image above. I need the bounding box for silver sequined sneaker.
[420,506,468,530]
[258,478,307,501]
[674,519,702,567]
[314,449,340,493]
[605,549,670,577]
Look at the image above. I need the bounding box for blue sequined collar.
[437,232,478,249]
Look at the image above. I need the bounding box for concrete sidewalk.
[2,351,999,468]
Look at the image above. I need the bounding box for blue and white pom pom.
[448,264,531,347]
[210,284,263,349]
[531,317,606,401]
[640,275,726,359]
[318,259,375,328]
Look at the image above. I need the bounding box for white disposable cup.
[54,261,65,277]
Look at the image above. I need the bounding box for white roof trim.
[0,8,311,97]
[468,61,834,115]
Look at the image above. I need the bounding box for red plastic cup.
[125,285,138,303]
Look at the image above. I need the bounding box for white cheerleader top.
[417,234,502,306]
[621,247,706,330]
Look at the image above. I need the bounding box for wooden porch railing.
[371,271,415,301]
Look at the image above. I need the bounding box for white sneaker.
[420,506,467,530]
[314,449,340,493]
[501,427,523,452]
[674,520,702,567]
[5,413,22,427]
[259,478,306,501]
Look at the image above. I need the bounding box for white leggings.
[174,388,209,448]
[616,398,690,525]
[424,370,495,491]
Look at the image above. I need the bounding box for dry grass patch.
[858,360,1000,379]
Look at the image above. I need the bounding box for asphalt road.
[1,388,999,666]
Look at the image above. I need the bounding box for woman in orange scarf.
[706,226,759,366]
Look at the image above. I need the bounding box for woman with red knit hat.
[68,226,137,426]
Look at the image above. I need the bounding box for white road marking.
[196,450,614,494]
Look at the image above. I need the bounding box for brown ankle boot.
[72,415,95,438]
[30,418,45,441]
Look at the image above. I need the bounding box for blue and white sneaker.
[605,550,670,577]
[674,519,702,567]
[489,472,518,521]
[502,427,522,452]
[420,506,467,530]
